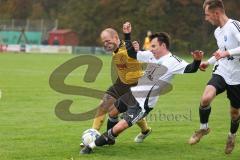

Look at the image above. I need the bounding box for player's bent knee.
[98,94,116,110]
[102,93,116,103]
[201,97,211,107]
[201,86,216,106]
[201,94,214,106]
[108,105,119,117]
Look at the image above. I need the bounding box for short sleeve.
[166,56,189,75]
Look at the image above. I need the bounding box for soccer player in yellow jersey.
[81,22,151,147]
[143,30,152,50]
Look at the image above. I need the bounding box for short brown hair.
[203,0,225,11]
[150,32,170,49]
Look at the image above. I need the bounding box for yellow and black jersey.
[112,40,143,85]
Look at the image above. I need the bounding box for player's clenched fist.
[123,22,131,34]
[191,50,204,61]
[199,61,209,71]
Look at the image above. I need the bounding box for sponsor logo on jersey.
[224,35,227,42]
[116,63,127,69]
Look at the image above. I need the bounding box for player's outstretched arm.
[123,21,131,41]
[184,50,204,73]
[122,23,151,62]
[122,21,138,59]
[199,55,217,71]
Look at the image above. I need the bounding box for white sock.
[200,123,208,129]
[229,132,236,136]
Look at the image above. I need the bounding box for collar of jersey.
[156,52,172,63]
[114,40,124,53]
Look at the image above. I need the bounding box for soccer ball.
[82,129,101,146]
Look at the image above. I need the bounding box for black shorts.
[114,92,147,127]
[106,78,137,99]
[207,74,240,108]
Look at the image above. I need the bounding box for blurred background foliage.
[0,0,239,54]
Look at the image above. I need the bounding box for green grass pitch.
[0,53,239,160]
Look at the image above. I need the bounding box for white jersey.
[213,19,240,85]
[131,51,188,109]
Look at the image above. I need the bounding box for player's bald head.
[101,28,119,38]
[100,28,120,52]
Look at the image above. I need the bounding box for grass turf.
[0,53,239,160]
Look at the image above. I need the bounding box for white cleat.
[134,128,152,143]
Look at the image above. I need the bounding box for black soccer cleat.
[102,132,116,145]
[80,146,93,154]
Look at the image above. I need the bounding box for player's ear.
[162,43,166,49]
[214,9,220,16]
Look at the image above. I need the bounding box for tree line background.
[0,0,239,54]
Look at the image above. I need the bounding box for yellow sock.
[136,118,150,133]
[92,112,106,131]
[92,108,107,131]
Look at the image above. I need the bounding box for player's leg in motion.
[106,92,151,141]
[225,107,240,154]
[225,85,240,154]
[92,93,116,130]
[80,105,125,154]
[81,119,129,154]
[106,101,121,130]
[188,85,216,145]
[80,95,146,154]
[134,118,152,143]
[80,93,116,147]
[94,105,124,147]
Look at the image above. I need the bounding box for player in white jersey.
[80,32,203,154]
[188,0,240,155]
